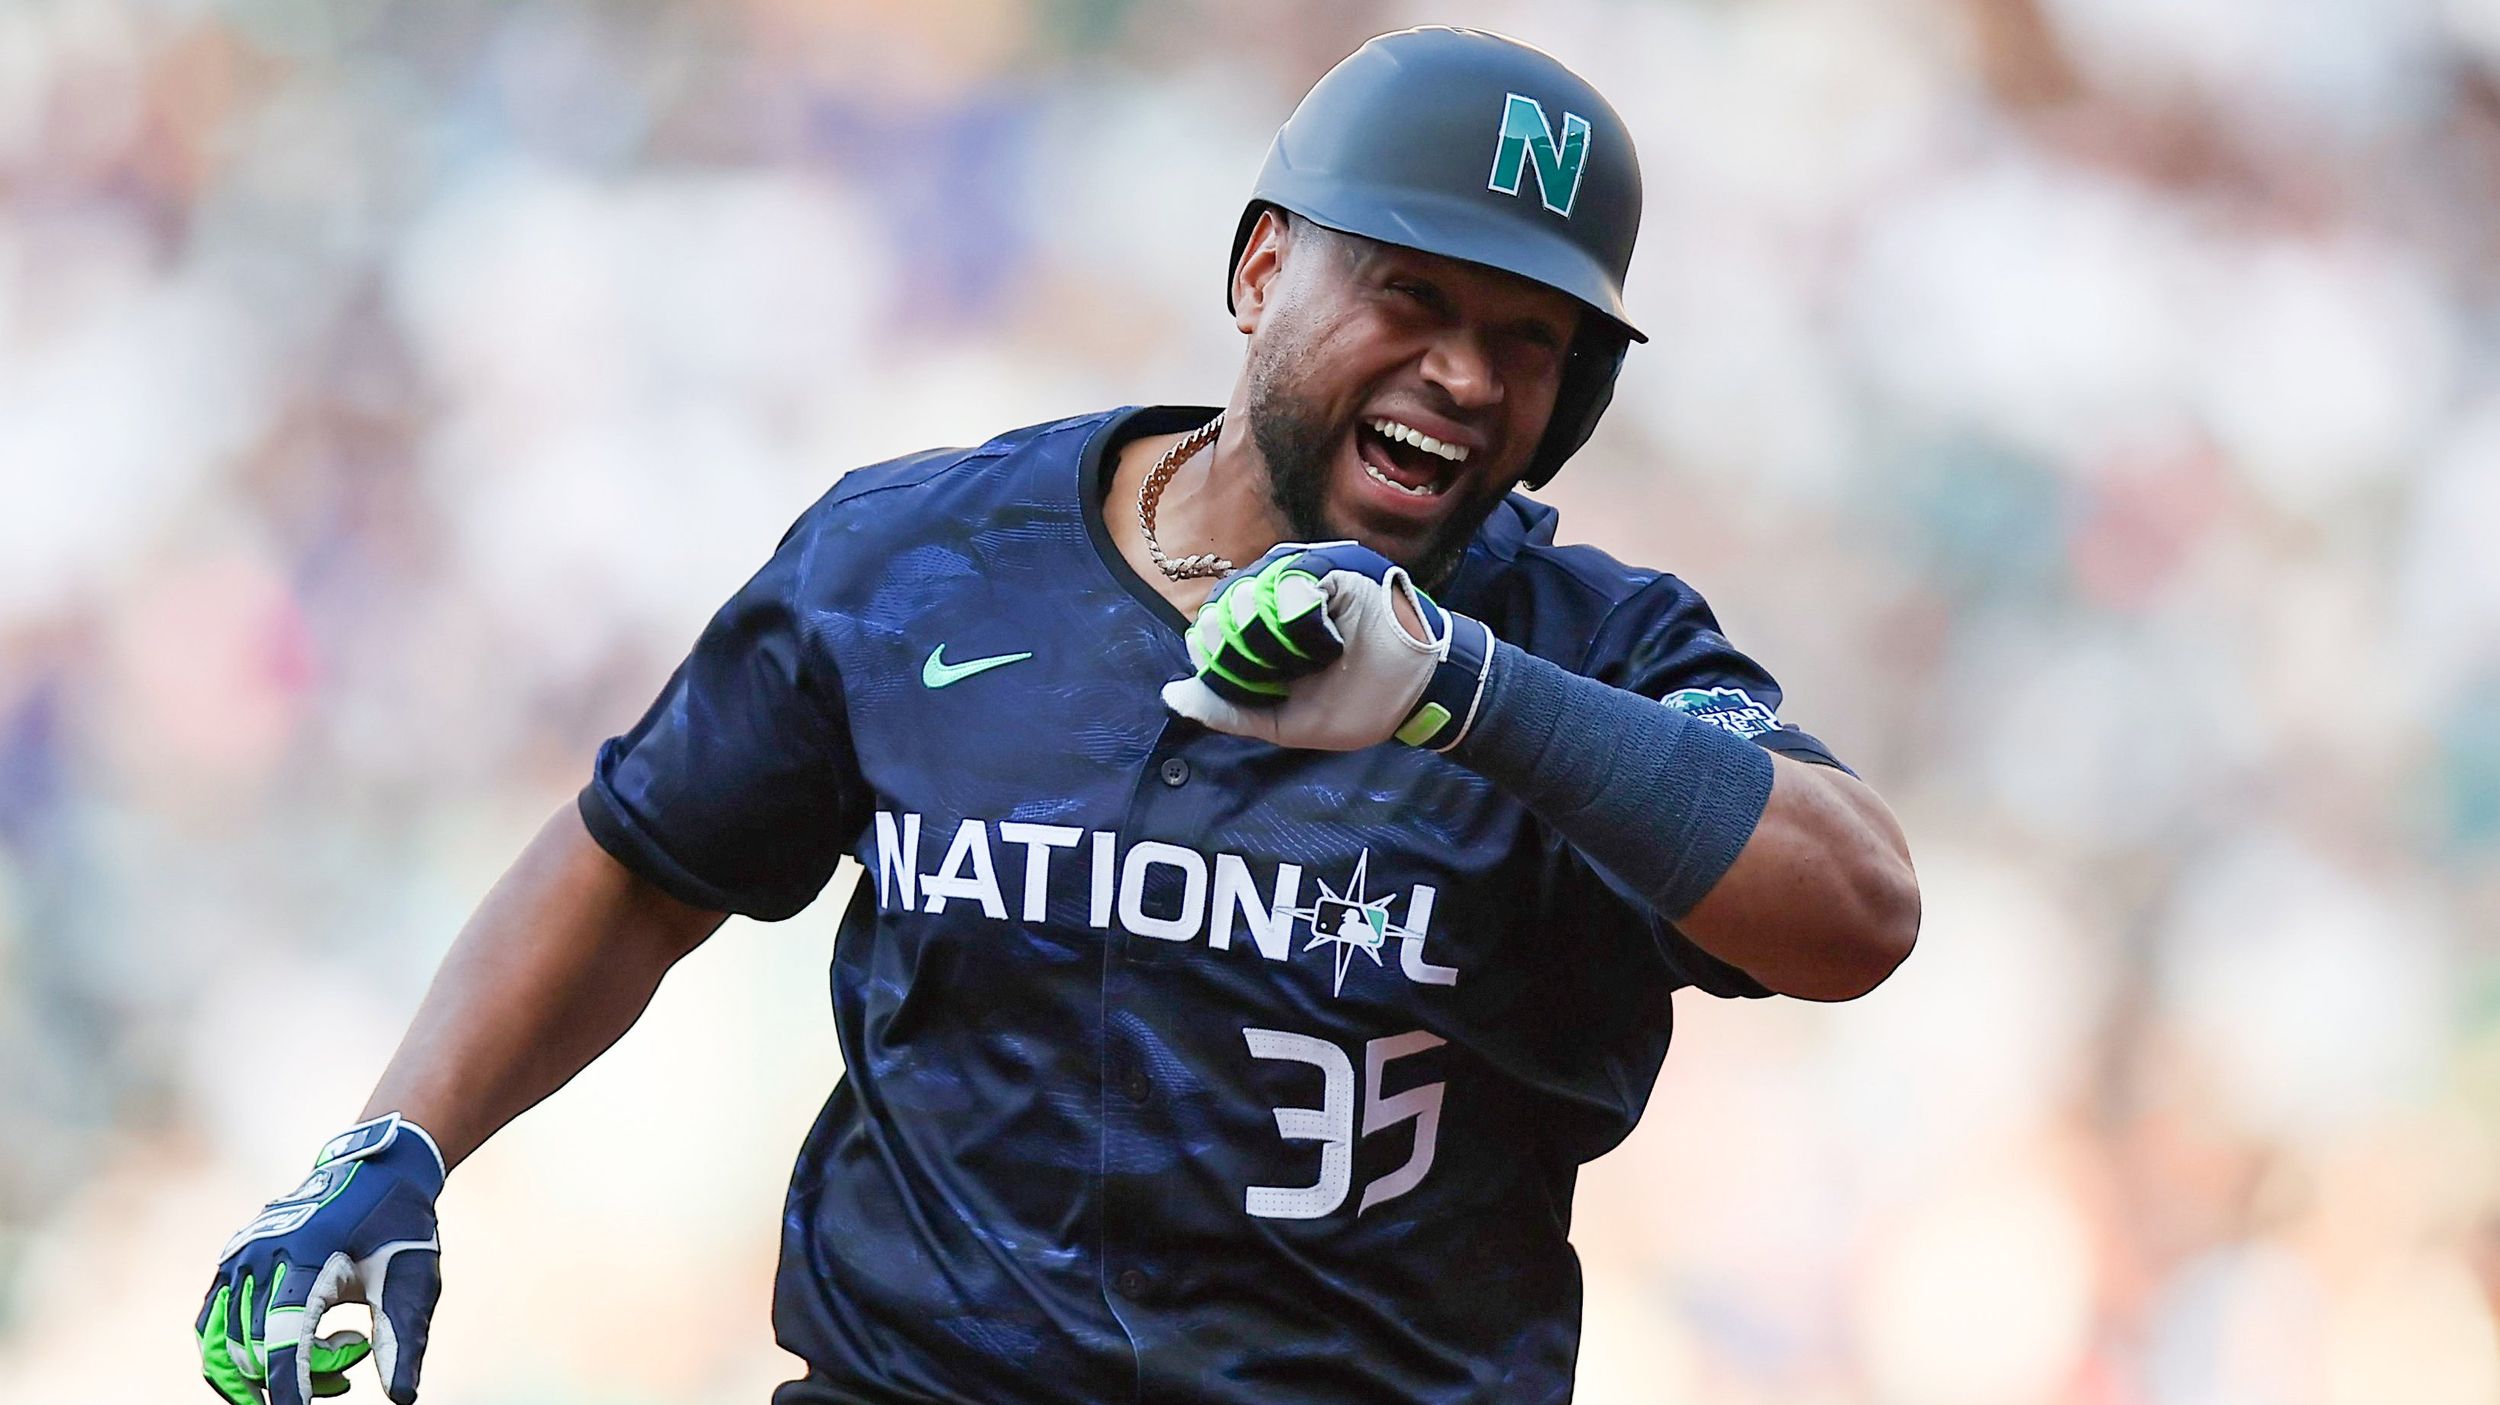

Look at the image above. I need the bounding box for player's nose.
[1417,327,1503,412]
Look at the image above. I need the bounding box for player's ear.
[1233,207,1292,334]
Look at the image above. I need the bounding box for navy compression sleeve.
[1449,642,1775,919]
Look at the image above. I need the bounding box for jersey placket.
[1094,711,1223,1399]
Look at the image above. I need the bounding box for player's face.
[1237,219,1582,588]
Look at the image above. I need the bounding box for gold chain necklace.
[1137,412,1233,580]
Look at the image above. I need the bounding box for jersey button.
[1159,757,1190,788]
[1115,1267,1150,1298]
[1122,1069,1152,1104]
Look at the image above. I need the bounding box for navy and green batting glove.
[1165,541,1494,752]
[198,1113,446,1405]
[1178,541,1350,705]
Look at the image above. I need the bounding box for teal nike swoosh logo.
[922,645,1034,689]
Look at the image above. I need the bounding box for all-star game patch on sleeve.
[578,496,869,921]
[1586,571,1853,776]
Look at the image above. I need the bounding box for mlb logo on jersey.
[1313,900,1382,949]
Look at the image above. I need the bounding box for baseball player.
[197,27,1917,1405]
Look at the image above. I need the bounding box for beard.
[1242,349,1505,593]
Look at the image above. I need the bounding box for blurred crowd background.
[3,0,2497,1400]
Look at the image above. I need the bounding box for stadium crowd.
[2,0,2496,1400]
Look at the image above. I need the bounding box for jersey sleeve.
[1579,572,1852,998]
[576,504,867,922]
[1592,572,1852,773]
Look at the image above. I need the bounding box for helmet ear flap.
[1524,322,1627,490]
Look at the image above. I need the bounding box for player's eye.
[1386,279,1442,312]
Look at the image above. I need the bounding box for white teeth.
[1367,417,1469,463]
[1363,461,1443,497]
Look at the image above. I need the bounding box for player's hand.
[197,1114,446,1404]
[1163,541,1495,751]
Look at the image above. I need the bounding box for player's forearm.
[1673,753,1919,999]
[358,803,727,1169]
[1449,643,1917,999]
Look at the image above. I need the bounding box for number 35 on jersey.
[1241,1027,1445,1221]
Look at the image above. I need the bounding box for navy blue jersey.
[579,405,1846,1405]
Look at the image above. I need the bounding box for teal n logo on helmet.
[1486,92,1591,217]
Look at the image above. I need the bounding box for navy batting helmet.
[1229,27,1643,488]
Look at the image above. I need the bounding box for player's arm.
[195,805,726,1405]
[1165,544,1918,1002]
[359,800,727,1168]
[200,494,854,1404]
[1672,752,1915,1000]
[1423,646,1918,1000]
[199,741,824,1405]
[1414,620,1917,1001]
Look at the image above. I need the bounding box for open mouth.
[1355,416,1468,499]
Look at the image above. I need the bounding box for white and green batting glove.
[1164,541,1495,752]
[197,1114,446,1404]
